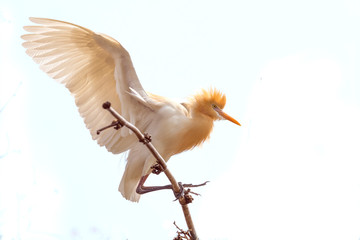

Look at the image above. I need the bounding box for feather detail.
[22,17,156,153]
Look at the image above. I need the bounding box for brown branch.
[100,102,199,240]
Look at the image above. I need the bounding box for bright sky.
[0,1,360,240]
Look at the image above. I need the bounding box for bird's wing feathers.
[22,17,156,154]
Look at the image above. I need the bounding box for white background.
[0,0,359,239]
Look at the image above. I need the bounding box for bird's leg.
[136,174,209,201]
[136,174,175,195]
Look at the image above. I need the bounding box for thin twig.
[100,102,199,240]
[173,221,192,240]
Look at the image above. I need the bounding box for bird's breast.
[148,105,214,156]
[172,116,214,155]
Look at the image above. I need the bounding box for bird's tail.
[118,162,142,202]
[119,175,141,202]
[118,152,148,202]
[118,144,159,202]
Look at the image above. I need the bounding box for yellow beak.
[215,108,241,126]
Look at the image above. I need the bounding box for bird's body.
[22,18,240,202]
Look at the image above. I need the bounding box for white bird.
[22,18,240,202]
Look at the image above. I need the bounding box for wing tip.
[28,17,43,23]
[27,17,66,26]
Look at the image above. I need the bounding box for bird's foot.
[182,181,210,188]
[173,181,210,203]
[151,163,164,175]
[173,182,185,200]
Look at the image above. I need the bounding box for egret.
[22,18,240,202]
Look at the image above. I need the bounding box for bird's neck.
[172,110,214,155]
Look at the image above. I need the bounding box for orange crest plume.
[192,88,226,109]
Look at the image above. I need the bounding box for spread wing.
[22,17,157,154]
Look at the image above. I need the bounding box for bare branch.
[100,101,199,240]
[173,221,192,240]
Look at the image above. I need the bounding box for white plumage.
[22,18,240,202]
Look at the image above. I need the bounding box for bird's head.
[191,88,241,126]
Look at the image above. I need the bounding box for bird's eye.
[212,104,217,109]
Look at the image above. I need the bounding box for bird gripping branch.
[22,17,241,203]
